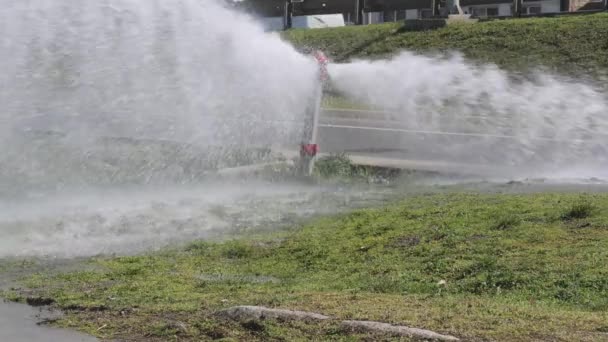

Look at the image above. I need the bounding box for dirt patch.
[391,235,421,248]
[25,297,55,307]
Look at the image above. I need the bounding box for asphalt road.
[316,107,607,179]
[7,106,606,179]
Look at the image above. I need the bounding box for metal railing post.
[355,0,364,25]
[513,0,523,16]
[283,0,293,30]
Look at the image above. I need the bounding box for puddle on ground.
[0,301,97,342]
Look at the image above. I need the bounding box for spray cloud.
[328,52,608,178]
[0,0,320,192]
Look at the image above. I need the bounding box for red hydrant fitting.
[300,143,319,157]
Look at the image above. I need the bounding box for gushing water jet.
[0,0,322,193]
[326,52,608,179]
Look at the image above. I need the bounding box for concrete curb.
[274,148,510,178]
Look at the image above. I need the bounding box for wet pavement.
[0,301,97,342]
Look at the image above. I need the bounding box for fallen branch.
[215,305,460,341]
[340,320,459,341]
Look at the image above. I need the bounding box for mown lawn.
[3,192,608,341]
[284,13,608,76]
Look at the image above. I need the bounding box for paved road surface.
[315,107,607,178]
[8,106,606,178]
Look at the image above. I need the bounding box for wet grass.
[321,95,373,110]
[561,200,596,221]
[314,153,364,179]
[313,153,401,184]
[284,13,608,77]
[3,193,608,341]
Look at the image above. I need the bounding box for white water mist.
[328,52,608,178]
[0,0,320,193]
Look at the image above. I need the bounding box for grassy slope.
[5,193,608,341]
[284,14,608,75]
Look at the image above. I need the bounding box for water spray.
[297,50,328,176]
[326,52,608,178]
[0,0,321,192]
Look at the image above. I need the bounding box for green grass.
[313,153,402,184]
[322,95,373,110]
[4,193,608,341]
[314,153,374,181]
[284,14,608,76]
[561,200,596,221]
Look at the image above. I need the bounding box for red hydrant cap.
[300,144,319,156]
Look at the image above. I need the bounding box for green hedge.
[283,13,608,76]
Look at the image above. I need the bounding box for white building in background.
[252,0,602,30]
[463,0,561,16]
[363,0,569,22]
[356,9,432,24]
[261,14,345,31]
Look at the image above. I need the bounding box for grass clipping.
[3,193,608,341]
